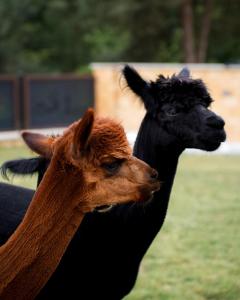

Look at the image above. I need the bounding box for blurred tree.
[119,0,183,62]
[208,0,240,63]
[0,0,53,72]
[182,0,195,62]
[0,0,239,73]
[181,0,213,63]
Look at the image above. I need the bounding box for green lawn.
[126,155,240,300]
[0,143,240,300]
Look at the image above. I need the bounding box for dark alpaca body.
[0,183,31,245]
[0,67,226,299]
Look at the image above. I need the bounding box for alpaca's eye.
[102,160,123,174]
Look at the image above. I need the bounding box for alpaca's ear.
[178,67,190,78]
[72,108,94,157]
[123,65,150,98]
[22,132,54,158]
[122,65,154,110]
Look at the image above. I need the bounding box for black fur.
[0,66,226,299]
[1,157,44,179]
[0,182,33,244]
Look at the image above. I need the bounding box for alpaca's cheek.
[83,170,105,184]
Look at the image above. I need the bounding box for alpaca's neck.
[134,114,183,181]
[0,159,85,300]
[131,114,184,248]
[134,129,182,212]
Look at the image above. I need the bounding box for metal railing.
[0,74,94,131]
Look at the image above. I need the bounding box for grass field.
[0,143,240,300]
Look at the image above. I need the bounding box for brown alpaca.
[0,109,160,300]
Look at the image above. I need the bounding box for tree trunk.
[181,0,196,63]
[197,0,213,62]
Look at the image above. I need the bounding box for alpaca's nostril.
[150,169,158,180]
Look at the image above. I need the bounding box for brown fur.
[0,108,160,299]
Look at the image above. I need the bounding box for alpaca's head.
[22,109,160,212]
[123,65,226,152]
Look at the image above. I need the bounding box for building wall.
[92,63,240,143]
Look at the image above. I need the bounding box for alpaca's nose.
[206,115,225,130]
[150,168,158,180]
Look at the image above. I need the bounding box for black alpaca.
[0,66,226,299]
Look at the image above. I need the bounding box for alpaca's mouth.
[199,129,226,151]
[138,181,161,202]
[94,205,114,213]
